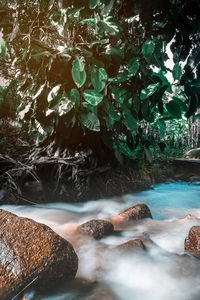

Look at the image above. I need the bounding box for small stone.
[78,219,114,240]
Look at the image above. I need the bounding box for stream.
[2,181,200,300]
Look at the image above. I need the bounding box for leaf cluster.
[1,0,200,163]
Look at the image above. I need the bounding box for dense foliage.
[1,0,200,163]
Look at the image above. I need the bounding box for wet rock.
[0,209,78,300]
[114,239,146,253]
[110,204,152,228]
[185,226,200,258]
[78,219,114,240]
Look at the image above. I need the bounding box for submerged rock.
[110,204,152,228]
[185,226,200,258]
[114,239,146,253]
[78,219,114,240]
[0,209,78,300]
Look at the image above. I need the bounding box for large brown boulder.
[185,226,200,258]
[78,219,114,240]
[0,209,78,300]
[109,204,152,228]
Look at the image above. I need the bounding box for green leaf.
[142,40,155,58]
[153,69,172,93]
[140,83,159,100]
[33,84,46,100]
[91,68,108,92]
[123,114,138,136]
[166,99,182,118]
[105,101,120,122]
[83,90,103,106]
[141,101,150,118]
[70,88,80,110]
[109,71,133,83]
[73,56,85,72]
[98,16,122,35]
[72,63,86,88]
[89,0,99,9]
[106,46,124,58]
[191,79,200,88]
[68,7,84,20]
[88,39,109,48]
[21,50,27,61]
[102,0,115,16]
[58,96,75,116]
[81,112,100,131]
[47,84,61,103]
[1,39,6,60]
[157,119,166,139]
[128,57,140,76]
[173,63,182,81]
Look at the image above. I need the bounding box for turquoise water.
[123,181,200,219]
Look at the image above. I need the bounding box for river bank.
[1,119,200,205]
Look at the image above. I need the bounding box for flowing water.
[2,182,200,300]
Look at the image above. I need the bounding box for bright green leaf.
[140,83,160,100]
[72,56,85,72]
[91,68,108,92]
[83,90,103,106]
[72,66,86,88]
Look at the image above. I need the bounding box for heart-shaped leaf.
[83,90,103,106]
[91,68,108,92]
[81,112,100,131]
[142,40,155,58]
